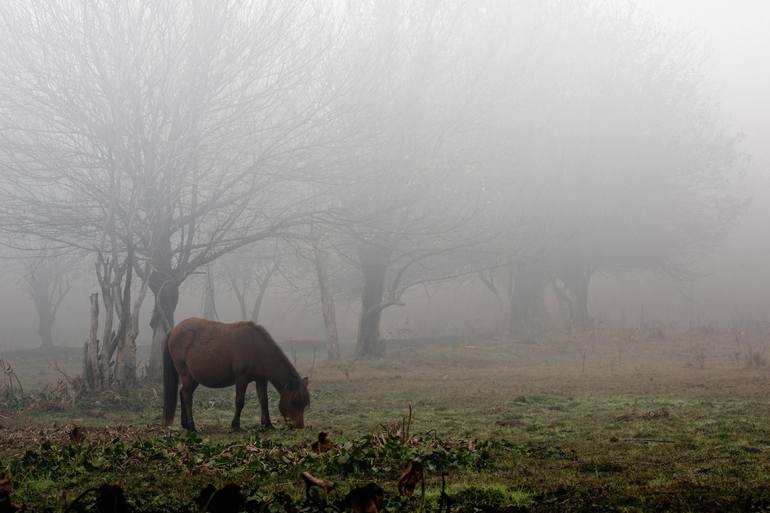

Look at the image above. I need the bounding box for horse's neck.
[262,344,298,392]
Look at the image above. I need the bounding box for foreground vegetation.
[3,333,770,512]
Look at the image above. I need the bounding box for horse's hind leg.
[179,388,187,427]
[180,377,199,431]
[255,378,273,429]
[231,380,248,431]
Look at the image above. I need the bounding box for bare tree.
[311,236,340,360]
[0,0,744,365]
[321,1,491,356]
[0,0,336,379]
[80,169,149,389]
[475,0,744,333]
[223,247,281,324]
[24,254,75,350]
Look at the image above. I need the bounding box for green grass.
[3,335,770,511]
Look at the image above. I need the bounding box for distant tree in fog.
[0,0,335,380]
[200,264,220,322]
[0,0,747,364]
[24,253,77,350]
[222,244,282,324]
[475,1,744,334]
[307,228,343,361]
[223,234,344,360]
[324,0,490,356]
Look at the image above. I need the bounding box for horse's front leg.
[231,380,248,431]
[255,379,273,429]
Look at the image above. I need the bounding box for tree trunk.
[36,308,55,350]
[202,263,219,320]
[233,287,248,320]
[355,243,389,356]
[562,268,592,329]
[509,261,547,337]
[552,255,594,331]
[97,292,115,390]
[114,261,147,388]
[83,293,100,390]
[114,334,136,387]
[29,268,57,349]
[478,263,513,337]
[313,245,340,360]
[147,278,179,382]
[114,313,138,388]
[551,278,575,328]
[146,229,179,381]
[250,264,276,323]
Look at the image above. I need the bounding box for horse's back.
[169,318,254,347]
[168,318,258,387]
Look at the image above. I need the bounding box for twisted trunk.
[561,266,593,330]
[83,293,100,390]
[114,261,148,388]
[250,265,275,323]
[355,243,390,356]
[147,279,179,382]
[313,245,339,360]
[35,305,55,350]
[509,261,547,337]
[28,265,67,350]
[146,229,179,382]
[202,263,219,320]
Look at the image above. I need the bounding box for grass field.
[2,329,770,512]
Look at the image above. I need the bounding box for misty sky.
[649,1,770,140]
[584,1,770,324]
[680,0,770,314]
[0,1,769,349]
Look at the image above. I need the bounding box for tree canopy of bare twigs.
[0,0,747,365]
[0,0,338,378]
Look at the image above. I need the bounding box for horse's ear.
[302,376,309,387]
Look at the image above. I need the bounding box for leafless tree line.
[0,0,743,388]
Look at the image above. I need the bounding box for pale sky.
[1,1,768,348]
[594,1,770,323]
[645,0,770,149]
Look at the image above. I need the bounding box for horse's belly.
[186,353,236,388]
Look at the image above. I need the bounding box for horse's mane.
[248,322,310,405]
[247,322,303,391]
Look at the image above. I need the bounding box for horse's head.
[279,376,310,428]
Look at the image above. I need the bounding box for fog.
[0,0,768,368]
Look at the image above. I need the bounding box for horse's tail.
[162,331,178,427]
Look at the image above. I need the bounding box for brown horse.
[162,318,310,431]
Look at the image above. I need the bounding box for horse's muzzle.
[284,416,304,429]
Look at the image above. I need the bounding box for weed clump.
[451,486,509,511]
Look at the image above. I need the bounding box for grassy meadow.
[2,328,770,512]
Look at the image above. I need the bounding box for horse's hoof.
[231,425,241,432]
[262,424,275,430]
